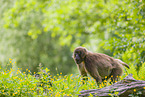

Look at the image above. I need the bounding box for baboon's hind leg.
[110,67,123,83]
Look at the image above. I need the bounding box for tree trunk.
[79,74,145,97]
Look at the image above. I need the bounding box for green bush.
[0,59,145,96]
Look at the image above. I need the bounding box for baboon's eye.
[75,51,79,54]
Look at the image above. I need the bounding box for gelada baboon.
[73,46,129,85]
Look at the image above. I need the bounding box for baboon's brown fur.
[73,46,129,84]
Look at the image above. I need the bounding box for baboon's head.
[73,47,87,64]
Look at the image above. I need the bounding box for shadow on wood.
[79,74,145,97]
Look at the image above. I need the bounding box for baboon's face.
[74,51,82,64]
[73,47,87,64]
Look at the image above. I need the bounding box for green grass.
[0,59,145,97]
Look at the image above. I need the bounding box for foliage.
[0,61,38,96]
[0,60,99,96]
[1,0,145,96]
[0,0,145,74]
[100,0,145,71]
[3,0,106,40]
[0,0,91,74]
[0,59,145,96]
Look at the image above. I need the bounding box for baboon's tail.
[116,59,130,69]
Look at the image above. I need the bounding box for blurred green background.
[0,0,145,75]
